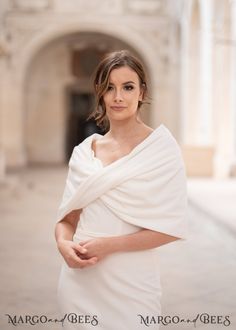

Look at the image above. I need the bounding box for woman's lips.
[110,106,127,111]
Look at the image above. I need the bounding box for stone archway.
[24,31,152,165]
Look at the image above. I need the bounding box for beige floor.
[0,167,235,330]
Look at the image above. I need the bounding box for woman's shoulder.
[69,133,99,164]
[74,133,101,150]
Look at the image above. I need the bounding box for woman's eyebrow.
[108,81,136,85]
[123,81,136,84]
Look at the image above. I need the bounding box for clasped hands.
[58,237,113,269]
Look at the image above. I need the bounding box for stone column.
[229,0,236,176]
[0,1,10,178]
[1,64,26,168]
[0,61,6,180]
[198,0,213,145]
[180,0,214,176]
[213,0,235,178]
[0,41,9,179]
[179,0,191,145]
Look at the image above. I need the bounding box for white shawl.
[56,125,188,239]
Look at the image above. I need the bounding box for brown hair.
[87,50,149,131]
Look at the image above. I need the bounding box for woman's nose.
[114,89,123,102]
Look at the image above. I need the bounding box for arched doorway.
[65,88,103,161]
[64,47,105,161]
[24,32,151,165]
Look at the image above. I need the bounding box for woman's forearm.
[55,221,75,244]
[55,209,81,244]
[55,209,98,268]
[108,229,179,254]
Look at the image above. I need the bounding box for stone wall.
[1,0,235,177]
[0,0,181,168]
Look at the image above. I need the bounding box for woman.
[55,50,187,329]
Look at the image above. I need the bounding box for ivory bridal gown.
[56,124,187,329]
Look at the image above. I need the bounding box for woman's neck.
[107,117,146,140]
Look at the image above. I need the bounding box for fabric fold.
[56,124,188,239]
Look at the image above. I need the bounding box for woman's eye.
[107,85,113,91]
[124,85,134,91]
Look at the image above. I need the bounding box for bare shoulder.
[93,124,153,152]
[133,124,154,142]
[141,125,154,136]
[92,125,154,163]
[91,134,109,157]
[100,125,152,145]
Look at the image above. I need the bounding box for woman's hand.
[79,230,179,260]
[57,239,98,269]
[79,237,113,262]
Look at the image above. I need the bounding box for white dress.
[56,125,187,330]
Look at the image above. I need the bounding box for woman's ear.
[139,82,146,101]
[139,89,144,101]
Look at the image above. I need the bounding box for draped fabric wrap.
[56,124,188,330]
[57,124,187,239]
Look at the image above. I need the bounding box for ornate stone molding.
[125,0,162,15]
[54,0,122,14]
[12,0,51,11]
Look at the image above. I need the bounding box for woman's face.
[102,66,143,123]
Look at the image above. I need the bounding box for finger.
[68,253,88,267]
[78,256,98,268]
[83,256,98,266]
[73,243,87,254]
[79,240,90,246]
[72,249,97,264]
[75,252,87,260]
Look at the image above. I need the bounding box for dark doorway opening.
[65,91,103,161]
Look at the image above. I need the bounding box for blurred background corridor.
[0,0,236,329]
